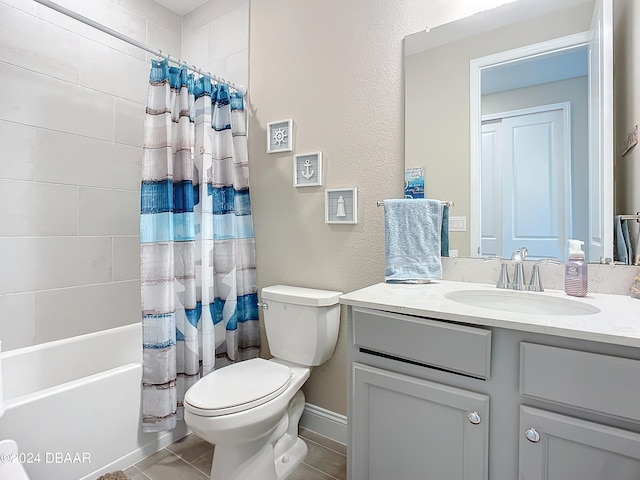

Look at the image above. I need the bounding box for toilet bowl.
[184,285,342,480]
[0,440,31,480]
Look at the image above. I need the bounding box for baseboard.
[299,403,347,446]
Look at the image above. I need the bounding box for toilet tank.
[261,285,342,366]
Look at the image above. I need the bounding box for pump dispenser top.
[565,239,588,297]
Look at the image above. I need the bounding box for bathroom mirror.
[404,0,613,262]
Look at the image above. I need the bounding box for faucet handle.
[497,262,510,289]
[510,247,528,262]
[527,258,561,292]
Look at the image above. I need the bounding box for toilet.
[0,440,31,480]
[183,285,342,480]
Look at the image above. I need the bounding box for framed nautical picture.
[267,119,293,153]
[325,188,357,224]
[293,152,323,187]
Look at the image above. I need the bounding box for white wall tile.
[186,0,248,33]
[0,3,81,84]
[0,180,79,237]
[146,21,182,62]
[207,4,249,62]
[0,293,35,351]
[78,188,140,236]
[0,0,37,16]
[0,63,114,142]
[181,24,209,70]
[36,0,146,61]
[208,49,249,88]
[115,97,145,147]
[0,120,34,181]
[78,42,149,104]
[113,236,141,281]
[34,280,140,343]
[117,0,182,35]
[0,237,112,294]
[35,129,141,190]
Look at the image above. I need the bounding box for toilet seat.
[184,358,292,417]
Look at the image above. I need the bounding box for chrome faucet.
[510,247,528,290]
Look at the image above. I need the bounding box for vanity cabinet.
[349,307,491,480]
[352,363,489,480]
[345,301,640,480]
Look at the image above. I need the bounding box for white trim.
[469,31,590,258]
[300,403,347,446]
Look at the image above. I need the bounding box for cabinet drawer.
[352,307,491,379]
[520,342,640,422]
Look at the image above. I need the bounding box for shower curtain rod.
[32,0,244,93]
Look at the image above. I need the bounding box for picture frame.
[267,119,293,153]
[293,152,323,187]
[325,187,357,224]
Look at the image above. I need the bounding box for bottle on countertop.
[564,239,588,297]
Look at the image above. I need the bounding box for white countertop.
[339,281,640,348]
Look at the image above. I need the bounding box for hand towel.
[614,215,633,265]
[384,199,442,283]
[441,203,450,257]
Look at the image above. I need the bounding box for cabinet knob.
[525,427,540,443]
[467,411,481,425]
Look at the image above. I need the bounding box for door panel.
[351,363,489,480]
[519,406,640,480]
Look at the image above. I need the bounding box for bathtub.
[0,324,187,480]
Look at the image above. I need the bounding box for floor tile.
[303,439,347,480]
[135,449,208,480]
[288,462,335,480]
[123,465,152,480]
[190,448,214,476]
[300,427,347,456]
[165,433,214,463]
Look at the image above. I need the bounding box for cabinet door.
[519,406,640,479]
[351,363,489,480]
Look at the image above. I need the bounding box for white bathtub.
[0,324,187,480]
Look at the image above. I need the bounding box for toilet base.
[208,390,308,480]
[274,436,308,479]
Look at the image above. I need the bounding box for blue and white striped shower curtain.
[140,59,260,432]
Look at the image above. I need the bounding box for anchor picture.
[293,152,323,187]
[301,159,315,179]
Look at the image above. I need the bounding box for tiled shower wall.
[0,0,183,350]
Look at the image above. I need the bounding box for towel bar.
[619,212,640,222]
[377,200,454,208]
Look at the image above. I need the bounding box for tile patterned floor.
[123,428,346,480]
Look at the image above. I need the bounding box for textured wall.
[248,0,523,416]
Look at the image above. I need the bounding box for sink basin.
[444,290,601,316]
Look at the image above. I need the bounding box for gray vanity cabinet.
[346,303,640,480]
[348,307,492,480]
[519,406,640,479]
[351,363,489,480]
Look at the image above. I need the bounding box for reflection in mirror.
[472,37,590,262]
[404,0,614,263]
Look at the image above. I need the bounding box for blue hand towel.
[614,215,632,264]
[441,203,450,257]
[384,199,442,283]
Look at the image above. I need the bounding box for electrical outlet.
[449,216,467,232]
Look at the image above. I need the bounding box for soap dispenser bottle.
[565,239,588,297]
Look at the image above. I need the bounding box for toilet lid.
[184,358,292,417]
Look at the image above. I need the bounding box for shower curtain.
[140,59,260,432]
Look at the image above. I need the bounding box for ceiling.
[153,0,209,16]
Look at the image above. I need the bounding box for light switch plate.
[449,216,467,232]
